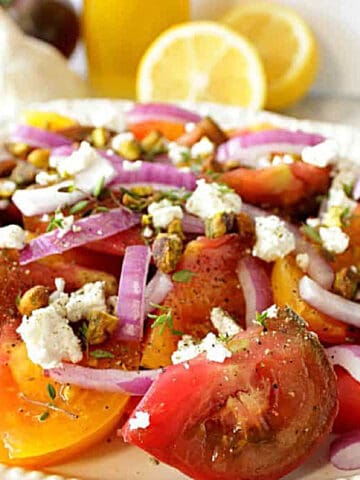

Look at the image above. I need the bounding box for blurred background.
[1,0,360,125]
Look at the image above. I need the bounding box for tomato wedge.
[123,308,338,480]
[333,366,360,434]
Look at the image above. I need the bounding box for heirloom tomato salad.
[1,102,360,479]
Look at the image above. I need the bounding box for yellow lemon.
[136,21,266,109]
[222,2,318,110]
[22,111,77,131]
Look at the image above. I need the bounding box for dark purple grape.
[5,0,80,58]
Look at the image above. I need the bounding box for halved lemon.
[136,21,266,109]
[222,2,318,110]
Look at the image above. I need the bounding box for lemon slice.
[21,111,78,131]
[222,2,318,110]
[136,21,266,109]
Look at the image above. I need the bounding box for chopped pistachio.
[7,142,31,158]
[141,130,163,152]
[17,285,50,316]
[131,185,154,197]
[10,160,37,186]
[205,212,235,239]
[333,266,360,300]
[27,148,50,169]
[167,217,184,239]
[116,139,141,160]
[152,233,183,273]
[90,127,110,148]
[86,309,119,345]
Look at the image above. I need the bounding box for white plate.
[2,99,360,480]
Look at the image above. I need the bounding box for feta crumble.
[16,304,83,369]
[0,224,26,249]
[54,212,75,239]
[296,253,310,272]
[35,171,60,186]
[263,304,279,319]
[0,179,16,196]
[111,132,135,152]
[122,160,143,171]
[148,199,183,229]
[171,333,232,365]
[186,179,242,220]
[129,411,150,431]
[272,154,294,166]
[51,141,98,177]
[66,281,107,322]
[319,226,349,254]
[301,139,339,168]
[210,307,241,337]
[253,215,295,262]
[168,142,190,165]
[191,137,215,158]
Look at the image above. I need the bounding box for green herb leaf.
[57,184,75,193]
[47,383,56,401]
[255,311,268,327]
[172,269,196,283]
[95,206,110,213]
[205,170,222,181]
[70,200,90,215]
[343,182,354,198]
[149,305,183,336]
[93,176,105,198]
[216,182,235,194]
[46,214,64,232]
[301,224,322,244]
[38,411,50,422]
[90,349,115,359]
[340,206,352,227]
[120,187,142,199]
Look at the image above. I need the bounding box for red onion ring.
[353,178,360,201]
[115,245,151,341]
[20,207,141,265]
[236,256,273,328]
[11,125,72,148]
[327,345,360,383]
[126,103,201,125]
[330,431,360,471]
[299,276,360,327]
[47,363,162,395]
[144,270,173,315]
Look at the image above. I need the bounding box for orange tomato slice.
[0,343,129,468]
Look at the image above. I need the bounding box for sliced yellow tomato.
[21,111,78,132]
[0,344,129,468]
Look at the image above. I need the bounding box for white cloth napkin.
[0,8,91,119]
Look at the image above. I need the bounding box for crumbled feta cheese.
[201,333,232,363]
[16,304,83,369]
[253,215,295,262]
[129,411,150,431]
[51,141,100,177]
[306,217,320,228]
[65,281,107,322]
[191,137,214,158]
[263,304,279,319]
[296,253,310,272]
[143,226,154,238]
[54,212,75,239]
[301,139,339,168]
[55,277,66,293]
[210,307,241,337]
[319,226,349,254]
[122,160,143,171]
[186,179,242,220]
[272,154,294,166]
[257,154,272,168]
[0,224,26,249]
[168,142,190,165]
[185,122,196,133]
[171,333,232,365]
[41,214,50,222]
[0,179,16,196]
[111,132,135,152]
[148,199,183,229]
[323,170,358,226]
[35,171,60,186]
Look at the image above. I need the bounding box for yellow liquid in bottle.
[83,0,190,98]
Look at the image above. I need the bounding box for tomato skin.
[219,163,330,208]
[333,366,360,434]
[141,234,246,369]
[84,226,144,256]
[129,120,185,140]
[123,309,338,480]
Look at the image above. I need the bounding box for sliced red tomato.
[141,234,247,369]
[84,226,144,256]
[333,366,360,434]
[123,308,338,480]
[129,120,185,141]
[219,163,330,208]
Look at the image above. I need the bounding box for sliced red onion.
[291,228,334,290]
[353,178,360,201]
[104,151,196,191]
[127,103,201,125]
[48,363,161,395]
[299,276,360,327]
[330,431,360,471]
[51,145,75,157]
[144,270,173,316]
[236,256,273,328]
[327,345,360,383]
[241,202,270,218]
[216,129,325,166]
[115,245,151,341]
[182,213,205,234]
[20,207,141,265]
[11,125,72,148]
